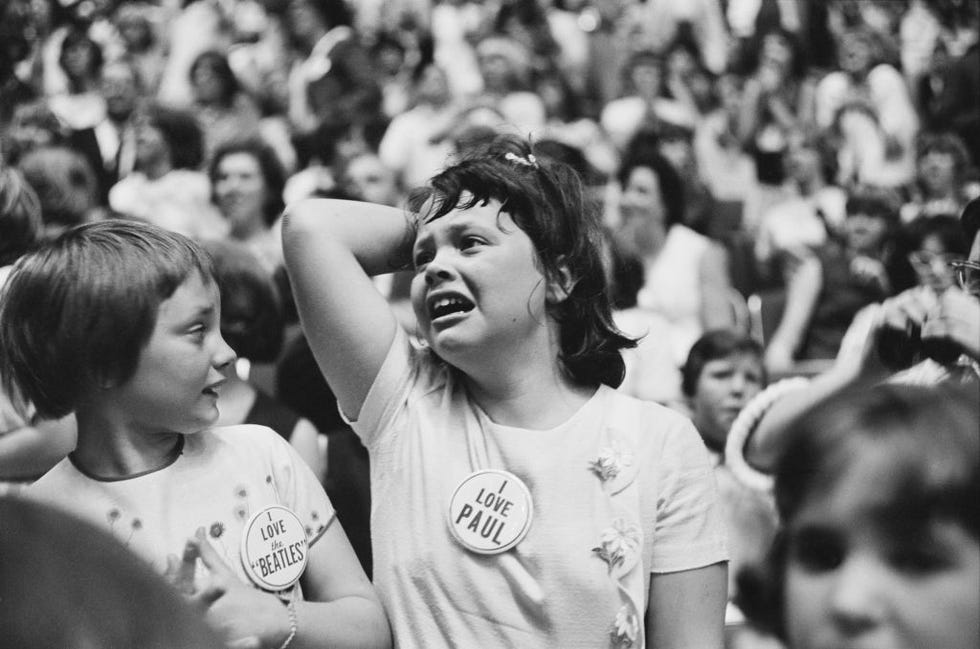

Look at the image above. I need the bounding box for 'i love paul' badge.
[448,469,533,554]
[240,505,309,591]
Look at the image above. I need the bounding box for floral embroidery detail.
[235,485,249,499]
[107,508,121,526]
[210,522,226,539]
[305,525,314,537]
[311,511,319,521]
[589,443,633,482]
[611,606,639,648]
[592,519,640,570]
[124,518,143,544]
[265,475,273,484]
[234,504,249,521]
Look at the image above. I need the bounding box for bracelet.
[724,376,810,493]
[279,596,298,649]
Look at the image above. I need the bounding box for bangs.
[408,161,537,232]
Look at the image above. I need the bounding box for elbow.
[281,198,323,244]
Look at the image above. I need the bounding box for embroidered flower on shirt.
[234,504,249,521]
[107,508,121,526]
[589,442,633,482]
[210,522,226,539]
[592,518,640,570]
[235,485,249,499]
[611,606,639,648]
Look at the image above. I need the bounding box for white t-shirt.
[348,328,728,648]
[28,425,334,587]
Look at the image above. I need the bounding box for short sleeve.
[650,419,729,573]
[260,425,336,547]
[343,326,416,451]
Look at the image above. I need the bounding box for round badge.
[448,470,533,554]
[240,505,309,591]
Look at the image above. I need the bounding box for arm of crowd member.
[177,525,391,649]
[289,417,326,485]
[764,253,822,374]
[922,288,980,361]
[282,198,412,420]
[745,289,920,472]
[699,242,737,331]
[647,563,727,649]
[0,415,76,480]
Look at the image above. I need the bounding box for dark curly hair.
[407,135,635,388]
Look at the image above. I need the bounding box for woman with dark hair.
[612,134,737,366]
[900,131,977,224]
[108,103,227,240]
[736,28,816,189]
[189,49,262,160]
[764,187,900,372]
[46,26,106,131]
[209,137,286,272]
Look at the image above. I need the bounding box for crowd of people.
[0,1,978,648]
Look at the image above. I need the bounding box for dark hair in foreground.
[407,135,635,388]
[0,496,223,649]
[0,219,215,419]
[681,329,766,397]
[736,383,980,640]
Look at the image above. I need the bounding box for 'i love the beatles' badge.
[240,505,309,591]
[448,470,533,554]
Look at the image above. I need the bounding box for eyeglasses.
[950,259,980,297]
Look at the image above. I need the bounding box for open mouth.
[202,380,224,397]
[429,295,475,321]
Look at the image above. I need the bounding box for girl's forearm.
[282,198,415,277]
[291,596,392,649]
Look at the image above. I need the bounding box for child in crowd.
[0,220,390,649]
[682,330,768,459]
[680,330,779,644]
[737,383,979,649]
[283,136,728,648]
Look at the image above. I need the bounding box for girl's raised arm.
[282,198,414,420]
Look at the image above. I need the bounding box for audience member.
[208,136,287,273]
[188,49,263,161]
[109,103,227,240]
[0,167,76,488]
[764,187,899,373]
[815,27,918,188]
[679,329,778,645]
[612,136,736,365]
[203,238,323,481]
[0,219,391,649]
[284,135,728,647]
[600,49,698,153]
[737,383,978,649]
[900,131,977,224]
